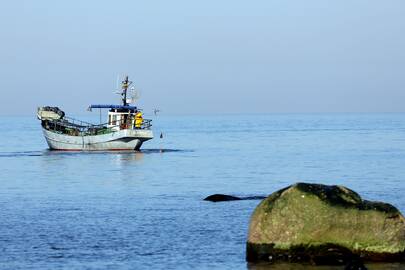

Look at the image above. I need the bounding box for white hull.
[43,128,153,151]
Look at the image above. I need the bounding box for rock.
[204,194,241,202]
[204,194,266,202]
[246,183,405,264]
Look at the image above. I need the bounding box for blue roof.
[89,104,137,110]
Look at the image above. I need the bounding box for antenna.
[127,86,140,104]
[114,75,122,94]
[116,75,119,91]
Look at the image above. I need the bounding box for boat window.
[112,115,117,125]
[108,115,112,125]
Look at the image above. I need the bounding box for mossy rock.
[247,183,405,264]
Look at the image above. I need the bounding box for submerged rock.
[246,183,405,264]
[204,194,242,202]
[204,194,266,202]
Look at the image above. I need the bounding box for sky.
[0,0,404,115]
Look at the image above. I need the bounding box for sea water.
[0,114,405,270]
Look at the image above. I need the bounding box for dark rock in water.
[246,183,405,264]
[204,194,266,202]
[204,194,242,202]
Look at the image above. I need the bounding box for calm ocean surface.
[1,114,405,270]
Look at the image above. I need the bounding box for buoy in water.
[159,132,164,153]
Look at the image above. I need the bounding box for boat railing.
[44,116,152,136]
[142,119,152,129]
[63,116,96,128]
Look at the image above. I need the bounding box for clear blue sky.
[1,0,404,115]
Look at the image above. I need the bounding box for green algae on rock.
[246,183,405,264]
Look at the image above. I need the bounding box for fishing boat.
[37,76,153,151]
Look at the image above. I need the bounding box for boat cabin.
[90,105,141,131]
[108,110,134,131]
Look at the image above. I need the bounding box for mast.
[121,76,132,106]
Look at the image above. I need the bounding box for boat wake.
[0,151,44,157]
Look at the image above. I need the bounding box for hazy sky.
[1,0,404,115]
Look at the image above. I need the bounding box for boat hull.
[42,128,153,151]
